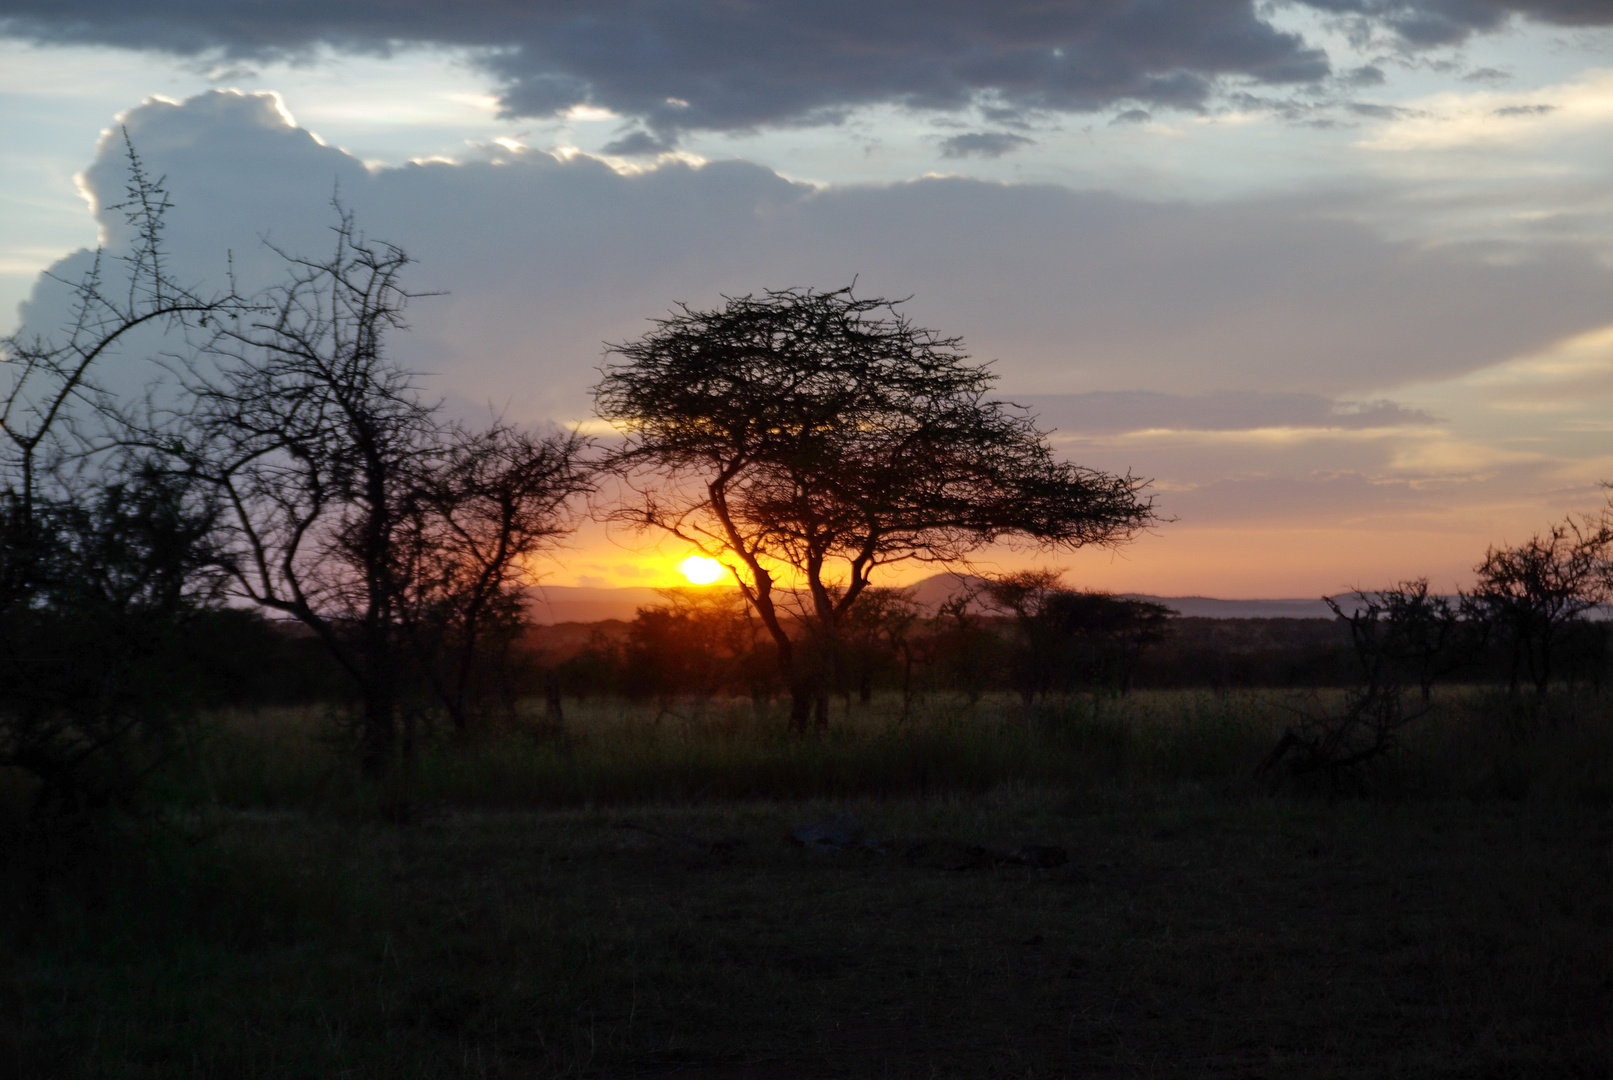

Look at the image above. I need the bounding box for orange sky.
[538,512,1574,599]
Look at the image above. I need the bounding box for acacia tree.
[1464,513,1613,695]
[594,286,1156,732]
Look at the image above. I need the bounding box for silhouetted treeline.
[518,593,1613,705]
[526,601,1368,703]
[16,582,1612,733]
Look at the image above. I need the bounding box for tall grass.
[183,686,1613,810]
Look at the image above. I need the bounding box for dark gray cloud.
[1024,392,1436,436]
[0,1,1331,143]
[1348,102,1419,119]
[939,132,1034,159]
[1343,64,1387,86]
[1302,1,1613,47]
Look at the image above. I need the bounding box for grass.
[188,689,1289,811]
[6,688,1613,1077]
[188,686,1613,810]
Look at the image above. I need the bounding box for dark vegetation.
[5,149,1613,1076]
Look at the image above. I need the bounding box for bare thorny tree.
[164,208,593,777]
[397,420,591,733]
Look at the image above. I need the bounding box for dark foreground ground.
[7,785,1612,1079]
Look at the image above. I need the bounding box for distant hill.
[523,575,1341,625]
[525,585,668,625]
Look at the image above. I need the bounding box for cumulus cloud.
[0,1,1334,143]
[19,91,1613,426]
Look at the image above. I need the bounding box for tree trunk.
[899,641,915,722]
[787,679,813,734]
[544,670,565,728]
[359,688,396,778]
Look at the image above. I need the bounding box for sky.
[3,1,1613,597]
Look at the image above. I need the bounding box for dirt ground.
[10,786,1613,1078]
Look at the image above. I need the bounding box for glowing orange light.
[679,555,724,585]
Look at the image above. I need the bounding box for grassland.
[6,689,1613,1078]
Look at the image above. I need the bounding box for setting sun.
[678,555,725,585]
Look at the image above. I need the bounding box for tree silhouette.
[397,421,593,733]
[1,135,236,813]
[1326,579,1470,703]
[171,209,591,775]
[1464,513,1613,695]
[985,570,1173,708]
[594,286,1157,732]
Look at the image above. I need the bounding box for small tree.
[1,136,235,813]
[924,587,1002,708]
[594,286,1157,732]
[839,586,922,708]
[1326,579,1470,703]
[620,587,766,711]
[985,570,1173,706]
[0,464,225,815]
[1464,513,1613,695]
[398,421,593,733]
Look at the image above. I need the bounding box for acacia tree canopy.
[594,285,1158,730]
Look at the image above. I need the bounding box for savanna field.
[7,688,1613,1079]
[8,81,1613,1080]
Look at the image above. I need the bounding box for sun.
[679,555,725,585]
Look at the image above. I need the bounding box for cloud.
[1301,1,1613,48]
[5,2,1607,147]
[600,129,678,157]
[0,1,1332,143]
[19,91,1613,425]
[1358,67,1613,152]
[1348,102,1420,120]
[938,132,1034,159]
[1025,392,1436,436]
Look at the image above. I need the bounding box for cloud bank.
[0,0,1488,150]
[18,90,1613,422]
[5,3,1608,147]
